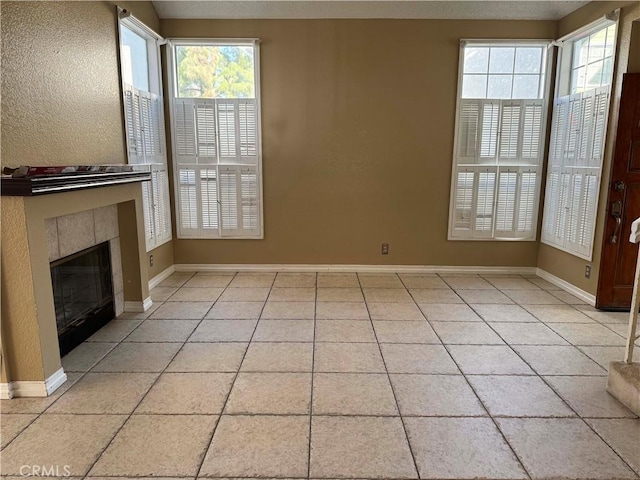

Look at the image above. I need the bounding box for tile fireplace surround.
[1,182,150,399]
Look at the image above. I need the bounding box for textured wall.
[162,18,556,267]
[538,1,640,294]
[0,2,125,166]
[1,1,173,280]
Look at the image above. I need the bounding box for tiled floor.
[2,272,639,479]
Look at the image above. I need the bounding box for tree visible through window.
[175,45,255,99]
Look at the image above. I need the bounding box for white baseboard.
[1,382,14,400]
[536,268,596,306]
[1,368,68,399]
[45,368,68,395]
[149,265,176,290]
[124,297,153,313]
[174,263,538,275]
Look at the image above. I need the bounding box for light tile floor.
[2,272,639,479]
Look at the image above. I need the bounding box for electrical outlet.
[381,243,389,255]
[585,265,591,278]
[150,254,154,267]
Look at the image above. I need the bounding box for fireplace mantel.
[1,180,150,399]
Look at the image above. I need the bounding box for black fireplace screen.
[50,241,114,355]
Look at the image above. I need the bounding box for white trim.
[2,368,68,399]
[45,368,67,395]
[124,297,153,312]
[0,382,14,400]
[149,264,176,290]
[536,268,596,306]
[174,263,538,275]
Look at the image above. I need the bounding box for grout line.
[192,271,276,479]
[77,271,241,480]
[429,273,534,480]
[307,272,318,479]
[453,281,639,476]
[356,272,422,479]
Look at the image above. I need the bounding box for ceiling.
[152,0,589,21]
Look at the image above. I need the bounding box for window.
[118,12,172,251]
[168,41,262,238]
[541,17,617,260]
[449,42,550,240]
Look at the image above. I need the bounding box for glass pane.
[571,66,586,93]
[176,45,255,98]
[588,29,607,64]
[464,47,489,74]
[487,75,512,99]
[514,47,542,74]
[121,25,149,91]
[489,47,515,74]
[586,61,603,90]
[602,57,613,86]
[513,75,540,99]
[604,25,616,58]
[573,37,588,68]
[462,74,487,98]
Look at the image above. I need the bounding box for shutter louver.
[174,100,196,164]
[241,166,259,232]
[195,102,217,162]
[542,168,560,243]
[141,179,155,245]
[219,166,239,234]
[590,88,609,166]
[178,168,198,233]
[217,101,238,160]
[521,103,543,161]
[479,103,499,160]
[498,103,521,161]
[239,100,258,159]
[152,166,172,244]
[566,172,583,244]
[577,92,594,164]
[549,98,568,167]
[200,168,219,231]
[453,170,475,233]
[124,85,143,163]
[517,170,537,234]
[495,170,517,232]
[578,173,599,252]
[458,101,480,161]
[474,169,496,235]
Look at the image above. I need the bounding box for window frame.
[447,39,553,242]
[540,14,619,260]
[117,10,172,252]
[167,38,264,240]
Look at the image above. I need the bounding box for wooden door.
[597,73,640,310]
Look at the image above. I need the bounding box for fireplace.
[51,242,115,356]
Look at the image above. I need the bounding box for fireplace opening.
[50,241,115,356]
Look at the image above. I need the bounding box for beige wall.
[1,1,173,280]
[162,18,556,266]
[537,1,640,294]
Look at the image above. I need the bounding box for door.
[597,73,640,310]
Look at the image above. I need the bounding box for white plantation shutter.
[124,85,143,163]
[200,168,219,232]
[178,168,198,233]
[196,102,218,162]
[541,86,610,259]
[122,82,172,251]
[450,99,544,240]
[174,99,197,164]
[479,103,500,161]
[152,166,172,245]
[141,180,155,244]
[172,96,261,238]
[498,103,521,161]
[452,170,475,233]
